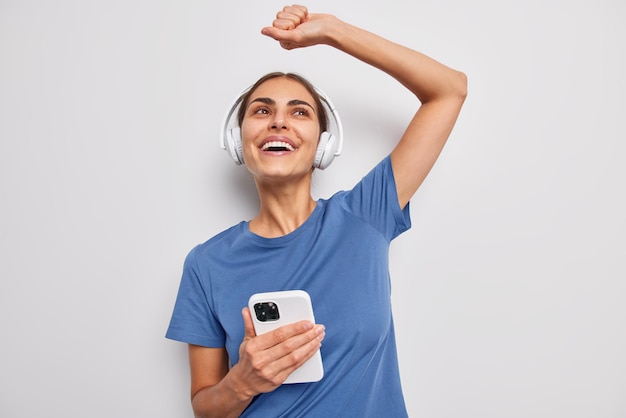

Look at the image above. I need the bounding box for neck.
[249,177,316,238]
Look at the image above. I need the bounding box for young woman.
[167,5,466,417]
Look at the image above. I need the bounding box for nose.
[270,110,289,131]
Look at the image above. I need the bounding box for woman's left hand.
[261,4,336,50]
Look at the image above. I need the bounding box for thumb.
[242,307,257,339]
[261,26,291,41]
[261,27,304,51]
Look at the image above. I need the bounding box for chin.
[250,164,313,182]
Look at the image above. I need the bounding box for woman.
[166,5,466,417]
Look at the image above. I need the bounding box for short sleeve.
[341,155,411,241]
[165,246,226,347]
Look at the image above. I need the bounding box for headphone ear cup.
[314,131,338,170]
[226,127,244,165]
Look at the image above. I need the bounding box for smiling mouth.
[261,141,295,152]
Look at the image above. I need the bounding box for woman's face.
[240,77,321,184]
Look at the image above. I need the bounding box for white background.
[1,0,625,416]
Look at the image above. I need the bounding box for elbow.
[453,70,468,103]
[421,69,467,105]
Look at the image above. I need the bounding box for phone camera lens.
[254,302,280,322]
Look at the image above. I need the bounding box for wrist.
[223,364,257,403]
[324,17,362,53]
[322,15,348,48]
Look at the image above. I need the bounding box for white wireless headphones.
[219,82,343,170]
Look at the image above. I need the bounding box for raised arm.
[262,5,467,208]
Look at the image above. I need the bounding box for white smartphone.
[247,290,324,384]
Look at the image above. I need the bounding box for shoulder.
[325,155,395,205]
[187,222,246,260]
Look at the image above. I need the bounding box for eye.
[293,108,310,117]
[252,106,270,115]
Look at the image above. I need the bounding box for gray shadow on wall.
[221,163,260,220]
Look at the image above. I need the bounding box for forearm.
[315,13,466,208]
[324,16,466,103]
[191,369,253,418]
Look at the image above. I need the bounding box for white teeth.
[262,141,294,151]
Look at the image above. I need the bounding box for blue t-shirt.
[167,156,411,417]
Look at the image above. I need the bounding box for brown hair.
[236,72,328,134]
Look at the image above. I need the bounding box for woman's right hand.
[230,307,325,398]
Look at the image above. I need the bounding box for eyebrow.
[248,97,316,113]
